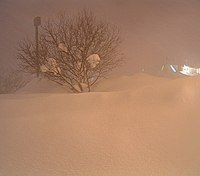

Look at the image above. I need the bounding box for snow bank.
[18,73,169,94]
[0,74,200,175]
[17,77,68,93]
[94,73,171,92]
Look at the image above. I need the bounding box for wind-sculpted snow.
[16,78,68,93]
[0,74,200,175]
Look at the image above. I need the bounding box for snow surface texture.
[0,74,200,176]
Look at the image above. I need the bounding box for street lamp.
[33,16,41,77]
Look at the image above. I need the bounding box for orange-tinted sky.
[1,0,200,74]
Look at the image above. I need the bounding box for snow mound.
[94,73,171,92]
[17,73,169,94]
[1,75,200,175]
[17,78,68,93]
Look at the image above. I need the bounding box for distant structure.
[160,58,179,77]
[161,58,200,77]
[161,64,178,75]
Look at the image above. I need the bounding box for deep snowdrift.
[94,73,171,92]
[0,74,200,176]
[17,78,68,93]
[17,73,169,93]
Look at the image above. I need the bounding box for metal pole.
[35,25,39,77]
[34,17,41,78]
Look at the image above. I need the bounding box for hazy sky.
[1,0,200,74]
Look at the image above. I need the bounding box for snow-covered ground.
[0,74,200,175]
[17,78,68,94]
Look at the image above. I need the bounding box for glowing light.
[180,65,199,76]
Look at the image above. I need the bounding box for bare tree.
[0,69,27,94]
[17,10,123,93]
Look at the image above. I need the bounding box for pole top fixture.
[34,16,41,27]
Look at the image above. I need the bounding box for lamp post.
[33,16,41,77]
